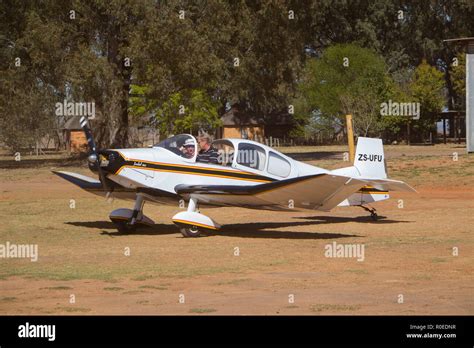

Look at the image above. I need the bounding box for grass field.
[0,144,473,314]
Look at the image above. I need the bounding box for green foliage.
[408,60,445,141]
[129,84,155,122]
[410,60,445,115]
[451,54,466,109]
[297,44,394,138]
[131,1,306,117]
[154,89,221,137]
[3,0,474,148]
[378,78,413,142]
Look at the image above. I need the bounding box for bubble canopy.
[153,134,197,159]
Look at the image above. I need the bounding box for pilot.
[196,135,219,164]
[182,138,195,159]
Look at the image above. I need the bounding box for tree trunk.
[107,24,130,149]
[445,63,455,110]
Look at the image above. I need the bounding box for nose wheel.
[109,194,155,233]
[112,220,137,234]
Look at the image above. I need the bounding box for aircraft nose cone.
[88,154,97,163]
[88,150,123,174]
[101,150,124,174]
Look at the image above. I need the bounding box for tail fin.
[354,137,387,179]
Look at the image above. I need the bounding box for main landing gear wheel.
[180,225,202,238]
[358,205,378,221]
[112,220,137,234]
[173,198,220,237]
[370,211,378,221]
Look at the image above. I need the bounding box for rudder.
[354,137,387,179]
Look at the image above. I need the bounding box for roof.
[221,105,294,126]
[221,107,264,126]
[63,117,83,130]
[437,110,465,114]
[443,37,474,43]
[436,110,465,120]
[264,112,294,126]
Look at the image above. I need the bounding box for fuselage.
[96,137,329,195]
[56,134,396,211]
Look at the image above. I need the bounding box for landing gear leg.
[180,198,202,238]
[130,193,145,226]
[112,194,145,233]
[358,205,378,221]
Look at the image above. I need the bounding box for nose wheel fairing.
[109,208,155,232]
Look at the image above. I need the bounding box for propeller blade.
[79,116,110,193]
[80,116,97,153]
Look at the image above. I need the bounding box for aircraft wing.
[175,174,369,211]
[175,173,416,211]
[53,170,180,204]
[52,171,137,201]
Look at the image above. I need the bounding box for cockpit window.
[212,139,235,166]
[267,151,291,177]
[153,134,197,159]
[237,143,266,171]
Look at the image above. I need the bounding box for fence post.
[345,114,355,163]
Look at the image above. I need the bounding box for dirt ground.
[0,144,473,315]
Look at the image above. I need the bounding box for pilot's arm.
[208,149,220,164]
[196,147,220,164]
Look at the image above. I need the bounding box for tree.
[296,44,394,139]
[154,89,221,137]
[0,0,66,151]
[300,0,474,115]
[409,60,445,142]
[0,0,151,149]
[131,1,308,124]
[451,54,466,110]
[4,0,474,150]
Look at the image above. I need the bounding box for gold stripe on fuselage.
[173,219,219,230]
[117,151,252,175]
[116,165,272,183]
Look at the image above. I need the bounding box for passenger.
[182,138,195,159]
[196,135,219,164]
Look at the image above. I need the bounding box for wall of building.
[70,130,88,153]
[222,126,264,140]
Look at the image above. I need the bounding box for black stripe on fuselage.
[117,160,276,182]
[175,174,326,196]
[358,187,388,193]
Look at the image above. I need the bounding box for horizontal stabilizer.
[175,172,416,211]
[355,177,417,193]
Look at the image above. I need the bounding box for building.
[217,104,294,142]
[62,117,88,153]
[437,110,466,144]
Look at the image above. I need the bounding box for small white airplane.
[53,117,416,237]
